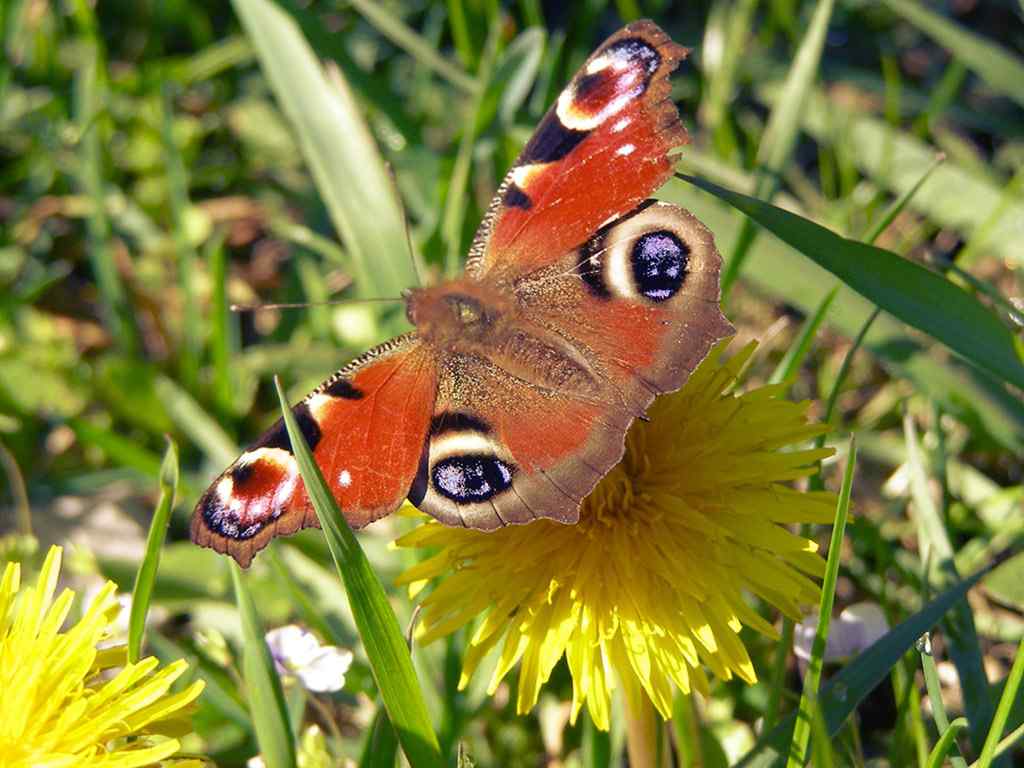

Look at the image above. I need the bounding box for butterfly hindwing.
[408,200,732,531]
[191,336,437,566]
[467,21,689,279]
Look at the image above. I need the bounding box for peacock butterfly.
[192,20,733,567]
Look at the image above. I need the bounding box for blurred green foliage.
[1,0,1022,766]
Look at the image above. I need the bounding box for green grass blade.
[358,705,400,768]
[155,374,238,468]
[161,83,201,393]
[786,437,855,767]
[862,152,945,245]
[274,377,444,768]
[928,718,970,768]
[881,0,1024,108]
[769,286,837,386]
[678,173,1024,391]
[231,561,297,768]
[442,20,500,277]
[721,0,836,294]
[207,229,234,419]
[232,0,416,300]
[977,639,1024,768]
[73,31,137,352]
[66,418,163,479]
[920,634,969,768]
[737,564,991,767]
[347,0,475,94]
[128,437,179,663]
[905,412,996,760]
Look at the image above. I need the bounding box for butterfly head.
[405,280,513,345]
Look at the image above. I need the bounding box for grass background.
[1,0,1023,765]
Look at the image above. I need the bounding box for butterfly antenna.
[385,161,425,288]
[230,296,405,313]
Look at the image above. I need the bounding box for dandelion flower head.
[396,341,836,729]
[0,546,205,767]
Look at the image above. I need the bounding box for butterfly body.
[192,21,733,566]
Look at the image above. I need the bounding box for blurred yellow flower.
[396,342,836,729]
[0,546,205,767]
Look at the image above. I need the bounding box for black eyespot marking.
[228,461,255,486]
[200,492,266,540]
[255,403,323,453]
[577,234,611,299]
[519,113,589,165]
[430,412,492,436]
[432,454,514,504]
[607,38,661,77]
[323,378,363,399]
[631,230,689,302]
[503,183,532,210]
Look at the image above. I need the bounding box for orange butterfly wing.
[468,20,689,278]
[191,336,436,566]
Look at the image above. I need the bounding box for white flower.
[265,624,353,693]
[794,602,890,674]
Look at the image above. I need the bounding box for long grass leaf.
[678,173,1024,391]
[737,564,991,767]
[274,378,444,768]
[128,437,179,663]
[358,705,400,768]
[881,0,1024,108]
[905,413,996,760]
[920,634,969,768]
[161,83,201,393]
[231,562,297,768]
[231,0,415,299]
[721,0,836,293]
[769,287,837,386]
[155,374,238,468]
[785,88,1024,269]
[977,639,1024,767]
[347,0,475,94]
[786,437,855,767]
[929,718,970,768]
[72,29,137,352]
[442,20,500,277]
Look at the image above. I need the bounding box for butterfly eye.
[631,230,689,302]
[432,455,514,503]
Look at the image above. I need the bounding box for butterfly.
[192,20,733,567]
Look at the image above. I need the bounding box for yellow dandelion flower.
[0,545,205,768]
[396,341,837,730]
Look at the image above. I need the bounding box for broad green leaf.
[737,565,991,767]
[881,0,1024,109]
[662,181,1024,455]
[784,88,1024,269]
[128,437,178,663]
[275,378,444,768]
[678,173,1024,392]
[231,0,416,300]
[232,562,297,768]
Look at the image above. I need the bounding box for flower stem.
[624,693,667,768]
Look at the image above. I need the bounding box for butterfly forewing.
[467,21,689,279]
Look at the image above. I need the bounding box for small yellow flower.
[0,546,205,767]
[396,342,836,729]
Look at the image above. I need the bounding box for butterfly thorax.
[404,278,515,348]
